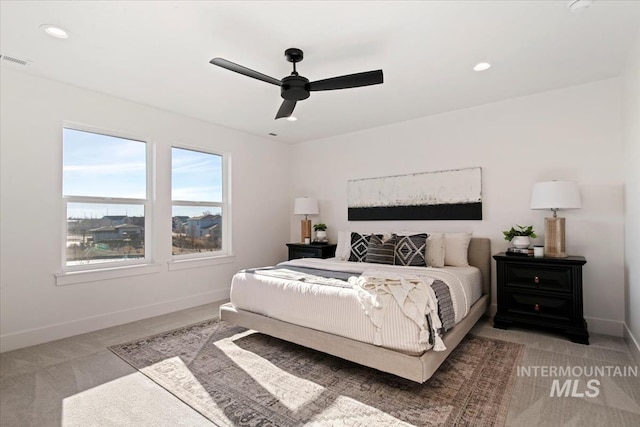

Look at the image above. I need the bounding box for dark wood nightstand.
[493,253,589,344]
[286,243,337,260]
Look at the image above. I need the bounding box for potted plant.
[503,224,537,248]
[313,223,327,242]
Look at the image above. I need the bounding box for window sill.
[168,254,236,271]
[55,263,162,286]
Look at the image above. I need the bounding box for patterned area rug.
[109,319,523,426]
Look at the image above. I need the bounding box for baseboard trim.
[623,324,640,365]
[584,316,624,337]
[0,288,230,353]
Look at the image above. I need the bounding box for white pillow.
[336,230,351,260]
[426,233,446,268]
[444,232,473,266]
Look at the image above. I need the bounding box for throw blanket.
[350,271,447,351]
[431,280,455,333]
[244,266,352,289]
[244,265,455,351]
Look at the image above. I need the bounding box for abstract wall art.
[347,167,482,221]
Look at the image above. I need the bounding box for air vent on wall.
[0,55,31,66]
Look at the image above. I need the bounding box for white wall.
[0,69,291,352]
[622,29,640,358]
[290,78,625,336]
[0,67,630,351]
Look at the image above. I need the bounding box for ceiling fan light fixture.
[41,24,69,39]
[473,62,491,72]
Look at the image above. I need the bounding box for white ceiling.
[1,1,639,144]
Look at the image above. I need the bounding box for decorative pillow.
[444,232,473,266]
[394,233,428,266]
[348,232,381,262]
[336,230,350,260]
[426,233,446,268]
[365,234,398,265]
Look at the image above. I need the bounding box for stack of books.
[506,247,533,256]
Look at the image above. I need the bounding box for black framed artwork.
[347,167,482,221]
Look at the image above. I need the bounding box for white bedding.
[229,258,482,356]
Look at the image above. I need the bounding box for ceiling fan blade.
[209,58,281,86]
[275,100,297,119]
[308,70,383,91]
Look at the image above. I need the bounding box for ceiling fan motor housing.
[281,75,310,101]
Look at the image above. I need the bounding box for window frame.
[61,122,154,273]
[170,144,232,261]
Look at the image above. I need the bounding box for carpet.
[109,319,523,426]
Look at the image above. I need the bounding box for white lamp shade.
[530,181,581,210]
[294,197,319,215]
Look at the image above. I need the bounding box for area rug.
[109,319,523,426]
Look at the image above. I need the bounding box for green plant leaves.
[503,224,537,241]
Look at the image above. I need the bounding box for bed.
[220,236,491,383]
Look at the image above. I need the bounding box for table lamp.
[294,197,319,243]
[530,181,581,258]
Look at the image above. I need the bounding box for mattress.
[229,258,483,356]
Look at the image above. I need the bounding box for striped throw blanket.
[431,280,455,333]
[351,271,454,351]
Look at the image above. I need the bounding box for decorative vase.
[315,230,327,242]
[511,236,531,249]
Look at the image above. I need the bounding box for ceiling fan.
[209,48,383,120]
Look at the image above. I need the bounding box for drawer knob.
[534,304,540,312]
[534,276,540,284]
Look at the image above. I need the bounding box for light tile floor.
[1,303,639,426]
[0,303,224,427]
[471,321,640,426]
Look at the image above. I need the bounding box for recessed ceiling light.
[286,116,298,122]
[567,0,592,14]
[41,25,69,39]
[473,62,491,72]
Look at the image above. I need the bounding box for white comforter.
[229,258,482,355]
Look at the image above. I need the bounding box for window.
[171,147,229,257]
[63,127,150,269]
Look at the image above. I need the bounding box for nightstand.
[286,243,337,260]
[493,253,589,344]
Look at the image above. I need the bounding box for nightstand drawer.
[286,243,337,261]
[290,248,322,259]
[506,291,572,322]
[506,264,572,292]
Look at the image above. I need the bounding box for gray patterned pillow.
[395,233,428,266]
[365,234,398,265]
[348,232,382,262]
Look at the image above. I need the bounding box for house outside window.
[171,146,230,257]
[63,126,151,269]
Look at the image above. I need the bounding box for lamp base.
[300,219,312,243]
[544,217,567,258]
